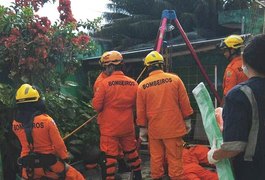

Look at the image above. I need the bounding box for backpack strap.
[23,111,42,152]
[22,111,42,180]
[21,112,68,179]
[239,85,259,161]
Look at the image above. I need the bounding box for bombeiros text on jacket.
[142,78,172,89]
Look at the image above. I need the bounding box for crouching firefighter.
[13,84,85,180]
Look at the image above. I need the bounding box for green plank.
[192,82,234,180]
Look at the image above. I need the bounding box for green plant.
[0,0,101,178]
[0,4,98,89]
[0,83,20,179]
[45,91,99,142]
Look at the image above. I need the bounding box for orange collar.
[149,70,164,76]
[111,71,124,75]
[230,56,242,63]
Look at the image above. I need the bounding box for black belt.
[18,153,57,168]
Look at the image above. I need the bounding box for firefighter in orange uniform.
[90,51,129,173]
[13,84,84,180]
[219,35,248,103]
[83,53,110,171]
[92,51,142,180]
[93,51,110,93]
[182,144,218,180]
[136,51,194,180]
[93,71,109,93]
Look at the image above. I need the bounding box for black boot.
[133,170,142,180]
[117,158,130,173]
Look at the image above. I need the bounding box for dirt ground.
[82,149,153,180]
[74,143,216,180]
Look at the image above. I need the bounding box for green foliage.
[0,83,20,179]
[97,0,205,50]
[97,0,256,50]
[0,83,99,177]
[0,5,99,89]
[44,91,100,158]
[0,83,15,145]
[0,83,15,108]
[0,1,101,178]
[220,0,252,10]
[45,92,98,142]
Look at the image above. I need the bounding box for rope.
[136,67,146,83]
[63,114,97,140]
[63,65,147,140]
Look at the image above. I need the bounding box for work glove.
[139,127,148,142]
[207,138,219,164]
[185,119,192,133]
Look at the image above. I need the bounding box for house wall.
[219,8,264,34]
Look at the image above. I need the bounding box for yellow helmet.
[16,84,40,104]
[219,35,244,49]
[99,51,109,66]
[144,51,164,66]
[99,50,123,66]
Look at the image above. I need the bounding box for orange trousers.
[149,137,184,179]
[182,145,218,180]
[100,133,141,180]
[184,163,218,180]
[22,161,84,180]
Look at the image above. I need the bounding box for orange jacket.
[12,114,68,159]
[162,144,217,180]
[92,71,138,136]
[93,72,109,123]
[93,72,108,93]
[223,56,248,96]
[182,145,210,165]
[136,70,193,139]
[182,145,218,180]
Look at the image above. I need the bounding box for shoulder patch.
[226,71,232,77]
